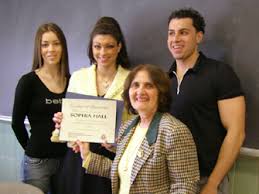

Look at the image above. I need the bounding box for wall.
[1,0,259,149]
[229,155,259,194]
[0,118,23,181]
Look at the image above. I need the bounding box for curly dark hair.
[88,16,130,68]
[122,64,171,114]
[168,8,206,34]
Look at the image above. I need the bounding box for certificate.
[65,92,124,138]
[59,98,117,143]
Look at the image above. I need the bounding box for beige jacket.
[86,113,200,194]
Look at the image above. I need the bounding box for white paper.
[59,98,117,143]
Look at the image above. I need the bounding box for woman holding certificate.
[55,64,200,193]
[52,17,131,194]
[11,23,70,194]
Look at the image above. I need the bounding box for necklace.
[103,80,110,89]
[97,69,117,93]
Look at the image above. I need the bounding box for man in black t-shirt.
[167,8,246,194]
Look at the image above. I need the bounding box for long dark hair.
[88,16,130,68]
[32,22,70,78]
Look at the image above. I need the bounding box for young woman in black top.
[11,23,70,194]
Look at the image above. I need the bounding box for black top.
[12,71,68,158]
[169,52,244,176]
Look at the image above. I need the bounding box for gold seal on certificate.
[59,98,117,143]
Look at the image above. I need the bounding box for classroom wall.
[1,0,259,149]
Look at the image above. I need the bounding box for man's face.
[167,18,203,64]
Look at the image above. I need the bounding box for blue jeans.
[22,154,62,194]
[198,175,229,194]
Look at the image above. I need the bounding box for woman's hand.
[50,112,63,142]
[76,140,90,160]
[52,112,63,129]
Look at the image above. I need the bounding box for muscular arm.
[202,96,245,193]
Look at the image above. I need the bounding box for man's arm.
[201,96,245,194]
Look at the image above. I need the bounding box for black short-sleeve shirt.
[169,52,244,176]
